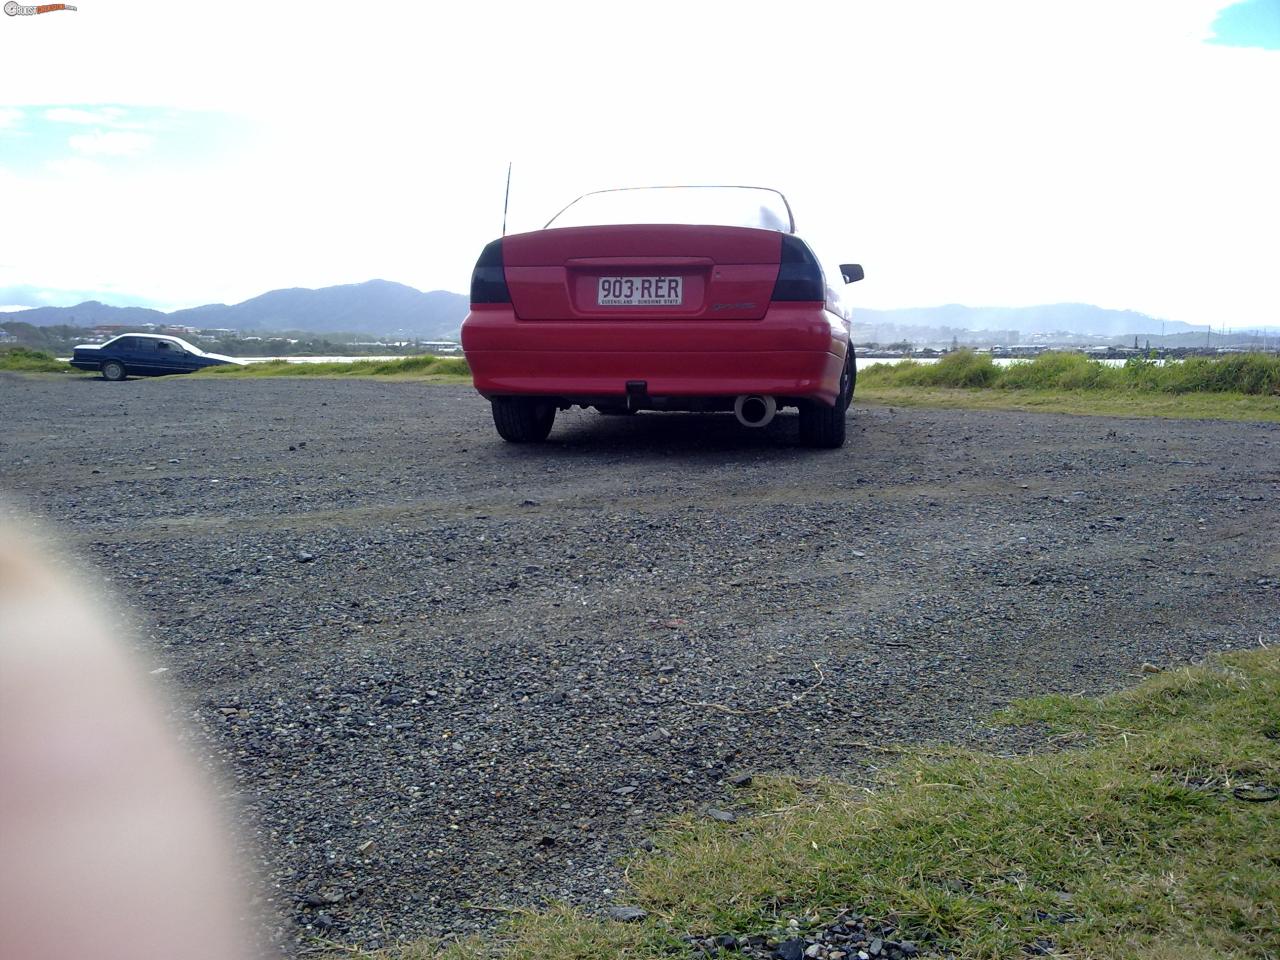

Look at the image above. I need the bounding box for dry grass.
[857,384,1280,421]
[191,355,471,379]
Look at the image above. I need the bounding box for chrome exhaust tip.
[734,394,777,428]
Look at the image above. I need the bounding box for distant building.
[420,340,462,354]
[93,322,159,335]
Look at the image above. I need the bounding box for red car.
[460,186,864,447]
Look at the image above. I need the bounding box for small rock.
[612,786,636,795]
[868,938,884,956]
[296,552,316,563]
[1140,662,1162,674]
[357,839,375,853]
[607,905,647,923]
[775,939,807,960]
[705,807,738,823]
[805,945,823,958]
[729,772,754,788]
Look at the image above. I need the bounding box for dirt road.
[2,374,1276,954]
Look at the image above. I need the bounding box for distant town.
[854,334,1276,362]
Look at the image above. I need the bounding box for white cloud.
[44,106,131,126]
[43,155,107,178]
[66,130,154,156]
[0,107,22,129]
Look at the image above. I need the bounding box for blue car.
[70,334,245,380]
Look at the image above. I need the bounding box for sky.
[1,0,1277,328]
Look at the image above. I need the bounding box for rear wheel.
[491,397,556,443]
[799,355,850,448]
[101,360,127,382]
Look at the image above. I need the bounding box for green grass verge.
[855,350,1280,421]
[860,351,1280,395]
[0,347,74,373]
[857,385,1280,422]
[190,354,471,379]
[335,649,1280,960]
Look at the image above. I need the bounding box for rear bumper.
[462,303,847,407]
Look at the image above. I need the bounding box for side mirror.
[839,263,865,284]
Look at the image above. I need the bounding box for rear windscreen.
[546,186,794,233]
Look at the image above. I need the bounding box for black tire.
[799,355,851,448]
[101,360,127,382]
[844,350,856,410]
[491,397,556,443]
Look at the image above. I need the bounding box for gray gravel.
[2,373,1277,955]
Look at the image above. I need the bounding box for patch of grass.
[0,347,73,373]
[331,649,1280,960]
[192,354,471,379]
[997,351,1121,391]
[865,350,1002,388]
[860,351,1280,396]
[857,385,1280,421]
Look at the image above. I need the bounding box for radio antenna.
[502,162,512,236]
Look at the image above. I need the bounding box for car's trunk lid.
[500,224,782,321]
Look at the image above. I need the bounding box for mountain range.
[853,304,1205,337]
[7,280,469,340]
[4,281,1204,340]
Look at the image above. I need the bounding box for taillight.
[469,239,510,304]
[770,235,825,301]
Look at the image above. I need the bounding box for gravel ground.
[2,373,1277,955]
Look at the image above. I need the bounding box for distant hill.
[11,280,468,339]
[12,301,168,327]
[853,303,1205,337]
[9,287,1207,341]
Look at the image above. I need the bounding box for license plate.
[597,276,682,306]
